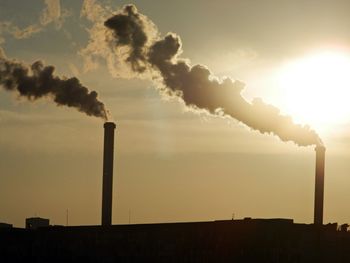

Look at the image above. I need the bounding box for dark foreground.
[1,218,350,262]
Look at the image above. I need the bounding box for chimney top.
[104,122,116,129]
[315,145,326,152]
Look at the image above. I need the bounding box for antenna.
[66,209,69,226]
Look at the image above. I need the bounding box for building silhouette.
[1,218,350,262]
[25,217,50,230]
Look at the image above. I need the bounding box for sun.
[279,50,350,132]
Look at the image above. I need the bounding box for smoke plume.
[104,4,159,74]
[104,4,321,146]
[0,49,107,119]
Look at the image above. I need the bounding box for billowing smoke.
[104,5,148,73]
[104,5,321,146]
[0,49,107,119]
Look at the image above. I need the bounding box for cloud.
[40,0,71,29]
[40,0,62,26]
[80,0,106,22]
[79,0,119,75]
[0,21,42,40]
[68,63,80,76]
[0,46,7,58]
[0,0,70,43]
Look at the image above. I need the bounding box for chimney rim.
[104,122,116,129]
[315,145,326,152]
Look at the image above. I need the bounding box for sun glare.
[279,50,350,132]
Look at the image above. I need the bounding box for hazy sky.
[1,0,350,227]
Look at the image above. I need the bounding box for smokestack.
[314,145,325,226]
[102,122,116,226]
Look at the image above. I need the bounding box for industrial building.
[1,218,350,262]
[25,217,50,230]
[0,223,12,229]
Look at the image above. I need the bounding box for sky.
[1,0,350,227]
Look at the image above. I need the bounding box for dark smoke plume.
[104,4,321,146]
[0,50,107,119]
[104,4,152,73]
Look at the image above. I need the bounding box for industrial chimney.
[102,122,116,226]
[314,145,325,226]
